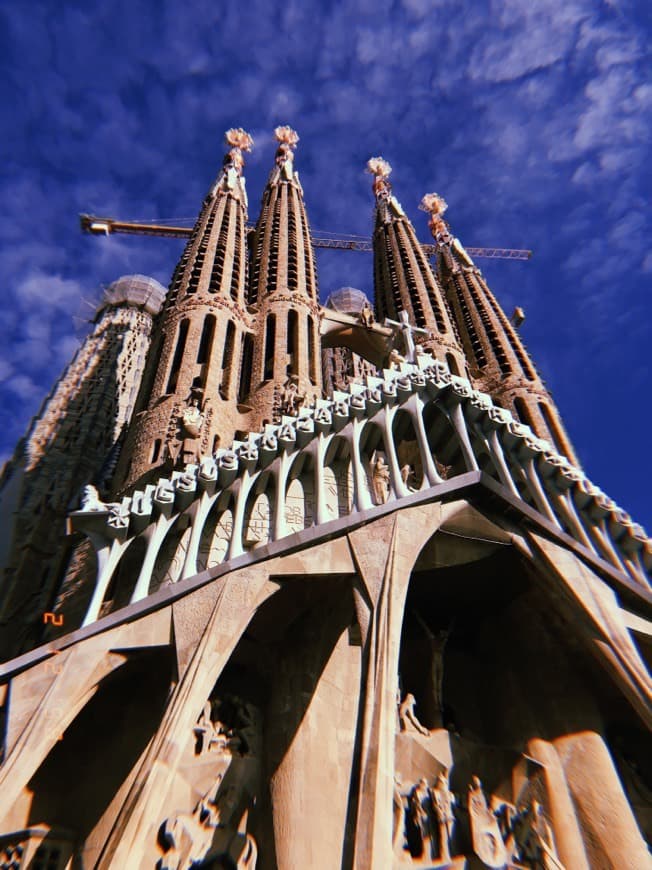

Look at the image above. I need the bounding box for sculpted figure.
[160,783,223,870]
[401,463,415,490]
[80,484,104,511]
[194,700,230,756]
[392,776,406,853]
[398,692,430,736]
[360,301,374,327]
[408,778,434,859]
[372,454,390,505]
[514,800,563,869]
[181,398,204,438]
[414,611,452,727]
[431,769,456,862]
[468,776,507,868]
[388,348,406,369]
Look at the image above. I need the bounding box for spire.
[166,127,253,308]
[247,127,322,427]
[248,126,318,305]
[422,192,579,465]
[113,130,257,491]
[366,158,466,374]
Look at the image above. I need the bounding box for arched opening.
[26,646,175,864]
[323,437,354,519]
[243,474,274,549]
[197,494,235,571]
[150,516,192,593]
[422,403,466,480]
[359,421,393,506]
[101,536,148,616]
[285,453,314,534]
[166,318,189,393]
[446,353,460,376]
[392,409,425,491]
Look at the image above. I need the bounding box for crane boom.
[79,214,532,260]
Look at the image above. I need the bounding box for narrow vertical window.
[287,309,298,377]
[308,315,317,385]
[197,314,216,365]
[151,439,162,463]
[264,314,276,380]
[446,353,460,376]
[239,333,254,403]
[539,402,571,458]
[513,397,535,430]
[221,321,235,398]
[166,318,189,393]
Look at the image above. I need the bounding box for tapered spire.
[247,127,322,427]
[113,130,256,490]
[366,159,466,373]
[167,127,253,308]
[248,125,318,306]
[422,192,579,464]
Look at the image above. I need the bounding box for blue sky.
[0,0,650,529]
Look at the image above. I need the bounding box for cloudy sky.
[0,0,650,528]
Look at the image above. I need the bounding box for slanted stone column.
[554,731,650,868]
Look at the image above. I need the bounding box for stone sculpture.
[398,692,430,736]
[408,778,434,859]
[468,775,508,868]
[431,769,456,863]
[372,454,390,505]
[413,612,452,728]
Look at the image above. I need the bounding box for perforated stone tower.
[421,192,578,465]
[0,274,166,659]
[0,129,650,870]
[247,126,322,427]
[114,130,255,492]
[367,158,466,375]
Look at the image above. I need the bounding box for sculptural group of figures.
[394,771,563,869]
[158,696,260,870]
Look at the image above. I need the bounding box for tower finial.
[419,192,451,243]
[366,157,393,201]
[223,127,254,176]
[273,125,299,180]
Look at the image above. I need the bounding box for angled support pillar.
[346,503,444,870]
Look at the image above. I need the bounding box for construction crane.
[79,214,532,261]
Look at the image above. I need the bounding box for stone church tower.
[0,274,166,659]
[0,128,649,870]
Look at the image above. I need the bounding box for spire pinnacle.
[419,192,452,244]
[209,127,253,207]
[366,157,393,201]
[272,125,299,182]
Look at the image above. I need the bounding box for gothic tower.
[114,129,255,491]
[421,192,579,465]
[247,126,322,426]
[366,158,466,374]
[0,274,166,657]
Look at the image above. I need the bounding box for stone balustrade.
[69,355,652,628]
